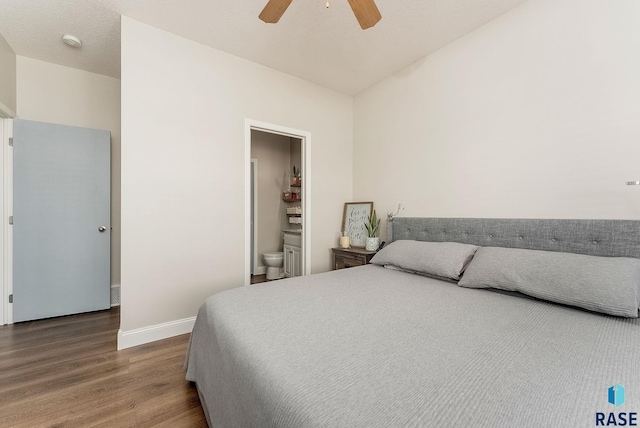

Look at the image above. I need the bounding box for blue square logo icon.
[608,384,625,408]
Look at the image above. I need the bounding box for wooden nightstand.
[331,247,377,270]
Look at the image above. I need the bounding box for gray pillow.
[458,247,640,318]
[370,240,479,281]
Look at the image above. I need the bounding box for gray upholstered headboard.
[388,217,640,259]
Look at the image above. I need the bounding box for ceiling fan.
[259,0,382,30]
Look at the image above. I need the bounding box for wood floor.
[250,274,269,284]
[250,274,285,284]
[0,307,207,427]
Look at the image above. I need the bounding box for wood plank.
[0,308,207,427]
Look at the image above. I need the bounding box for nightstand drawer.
[331,248,376,270]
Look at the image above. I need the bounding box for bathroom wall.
[251,130,291,267]
[289,137,302,179]
[288,137,303,230]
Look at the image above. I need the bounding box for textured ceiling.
[0,1,121,80]
[0,0,529,95]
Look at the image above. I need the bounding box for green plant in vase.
[364,210,381,251]
[291,165,301,186]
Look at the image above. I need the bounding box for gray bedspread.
[185,265,640,427]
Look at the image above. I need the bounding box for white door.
[292,247,301,277]
[12,119,111,322]
[283,245,301,278]
[284,245,293,277]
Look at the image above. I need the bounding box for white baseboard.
[117,316,196,350]
[254,266,266,275]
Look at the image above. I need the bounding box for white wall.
[354,0,640,239]
[120,17,352,338]
[251,130,290,261]
[0,34,16,115]
[16,56,122,289]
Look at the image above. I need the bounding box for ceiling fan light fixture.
[259,0,381,29]
[62,34,82,48]
[259,0,294,24]
[347,0,381,29]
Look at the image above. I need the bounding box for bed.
[185,218,640,427]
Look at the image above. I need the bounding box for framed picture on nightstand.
[341,202,373,248]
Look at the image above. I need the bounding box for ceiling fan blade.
[259,0,294,24]
[347,0,382,29]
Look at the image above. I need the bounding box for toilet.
[263,252,284,280]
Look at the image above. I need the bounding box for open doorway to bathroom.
[245,120,310,286]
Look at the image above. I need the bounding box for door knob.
[98,226,107,232]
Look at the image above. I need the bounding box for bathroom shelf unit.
[283,181,302,203]
[283,180,302,275]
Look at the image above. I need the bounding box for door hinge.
[8,137,13,146]
[9,294,13,303]
[8,216,13,225]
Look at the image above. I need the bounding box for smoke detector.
[62,34,82,48]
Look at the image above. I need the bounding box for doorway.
[1,114,14,325]
[245,120,311,286]
[1,118,6,325]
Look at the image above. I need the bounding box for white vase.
[365,237,379,251]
